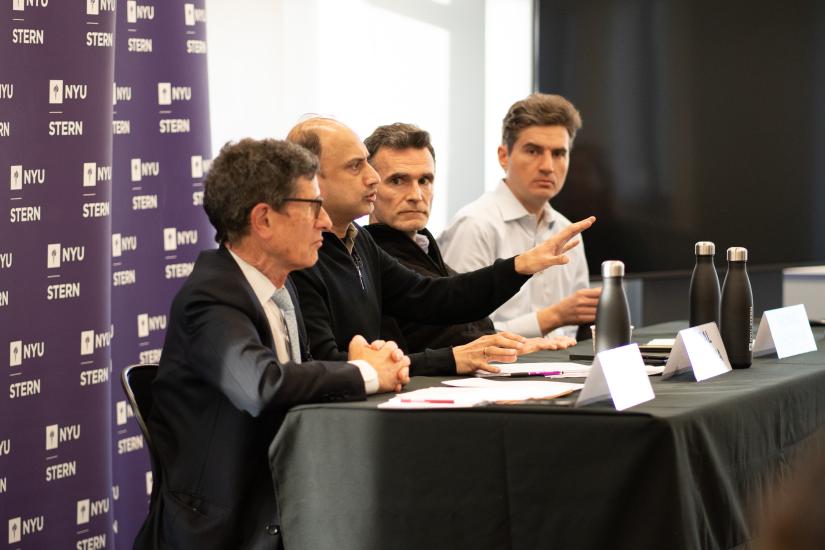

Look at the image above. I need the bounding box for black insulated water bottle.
[720,247,753,368]
[689,241,721,327]
[595,260,631,354]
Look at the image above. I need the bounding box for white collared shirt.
[438,180,590,338]
[228,248,378,393]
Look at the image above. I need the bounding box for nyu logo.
[157,82,192,105]
[112,233,138,257]
[116,400,134,426]
[80,326,113,356]
[77,497,110,525]
[191,155,212,178]
[0,252,11,269]
[163,227,199,251]
[0,83,13,100]
[83,162,112,187]
[126,0,154,23]
[8,516,44,544]
[113,83,132,105]
[9,340,45,367]
[0,438,10,456]
[87,0,115,15]
[46,422,81,450]
[13,0,49,12]
[49,80,88,104]
[130,158,160,181]
[10,165,45,190]
[137,313,167,338]
[47,243,86,269]
[184,3,207,26]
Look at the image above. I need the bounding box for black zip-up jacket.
[291,223,530,376]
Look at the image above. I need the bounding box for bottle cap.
[601,260,625,278]
[727,247,748,262]
[694,241,715,255]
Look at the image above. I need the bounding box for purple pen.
[507,371,562,378]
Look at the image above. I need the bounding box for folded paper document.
[379,380,583,409]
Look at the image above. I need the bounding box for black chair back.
[120,363,162,504]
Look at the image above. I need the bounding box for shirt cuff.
[349,359,379,394]
[492,311,543,338]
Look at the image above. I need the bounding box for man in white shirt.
[137,138,409,550]
[439,93,601,338]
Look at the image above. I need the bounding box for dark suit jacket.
[135,246,365,550]
[365,224,496,350]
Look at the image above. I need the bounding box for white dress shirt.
[438,181,590,338]
[228,249,378,393]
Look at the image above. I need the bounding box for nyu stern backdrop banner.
[110,0,213,546]
[0,0,213,547]
[0,1,117,548]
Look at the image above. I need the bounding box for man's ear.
[497,144,510,172]
[248,202,274,238]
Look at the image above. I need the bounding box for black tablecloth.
[269,323,825,550]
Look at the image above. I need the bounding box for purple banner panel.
[110,0,213,546]
[0,1,116,548]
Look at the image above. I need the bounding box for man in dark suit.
[135,139,410,549]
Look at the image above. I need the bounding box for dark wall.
[536,0,825,275]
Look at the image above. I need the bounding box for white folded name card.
[576,344,654,410]
[753,304,817,359]
[662,322,731,381]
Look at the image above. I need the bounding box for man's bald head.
[286,117,348,165]
[286,117,380,236]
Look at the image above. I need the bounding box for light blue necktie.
[271,287,301,363]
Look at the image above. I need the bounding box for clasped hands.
[348,335,410,393]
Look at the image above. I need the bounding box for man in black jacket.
[136,139,409,549]
[363,122,577,354]
[287,117,594,376]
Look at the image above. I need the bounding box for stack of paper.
[475,362,664,378]
[475,362,591,378]
[379,379,583,409]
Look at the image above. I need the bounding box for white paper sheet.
[647,338,675,346]
[474,362,592,378]
[378,381,583,409]
[476,362,663,378]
